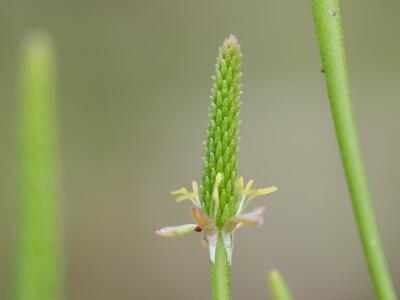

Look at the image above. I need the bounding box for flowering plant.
[156,35,276,300]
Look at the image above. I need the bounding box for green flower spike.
[156,35,277,265]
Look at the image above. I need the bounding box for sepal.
[223,205,267,233]
[155,224,198,237]
[191,205,216,236]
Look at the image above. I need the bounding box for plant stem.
[268,270,294,300]
[311,1,397,299]
[211,234,231,300]
[15,32,61,300]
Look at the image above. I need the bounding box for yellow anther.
[237,177,244,191]
[192,180,199,196]
[175,193,195,202]
[211,173,223,218]
[243,179,254,195]
[171,181,202,206]
[215,173,223,184]
[171,187,189,196]
[249,186,278,197]
[212,173,223,202]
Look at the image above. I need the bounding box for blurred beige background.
[1,0,399,299]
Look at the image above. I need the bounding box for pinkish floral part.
[191,205,216,236]
[223,205,267,233]
[155,224,198,237]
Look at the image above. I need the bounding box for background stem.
[311,1,397,299]
[15,32,61,300]
[268,270,294,300]
[211,234,231,300]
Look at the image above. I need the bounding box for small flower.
[156,174,277,264]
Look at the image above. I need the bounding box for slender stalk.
[268,270,294,300]
[210,235,231,300]
[15,32,61,300]
[311,1,397,299]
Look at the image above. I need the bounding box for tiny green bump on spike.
[201,35,241,228]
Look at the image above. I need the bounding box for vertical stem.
[311,1,397,299]
[211,234,231,300]
[15,32,61,300]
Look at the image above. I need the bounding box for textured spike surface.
[201,35,241,228]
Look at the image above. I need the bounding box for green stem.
[268,270,294,300]
[15,32,61,300]
[211,234,231,300]
[311,1,397,299]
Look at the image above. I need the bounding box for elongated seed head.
[201,35,241,228]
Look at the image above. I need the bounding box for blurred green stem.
[16,32,61,300]
[268,270,294,300]
[210,235,231,300]
[311,1,397,299]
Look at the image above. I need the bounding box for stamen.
[171,187,189,196]
[192,181,199,195]
[171,186,197,205]
[243,179,254,195]
[237,177,244,191]
[192,180,200,206]
[248,186,278,200]
[212,173,223,218]
[175,193,195,202]
[236,178,277,215]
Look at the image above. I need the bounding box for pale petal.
[222,232,234,265]
[223,205,267,233]
[155,224,197,237]
[207,234,218,264]
[191,206,216,236]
